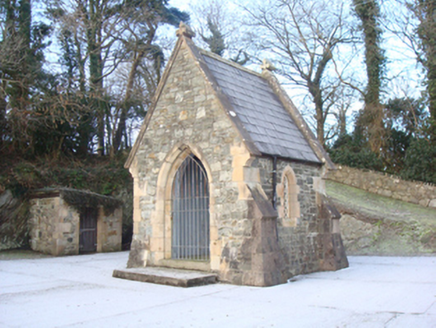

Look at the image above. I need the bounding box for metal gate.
[172,155,210,260]
[79,208,97,253]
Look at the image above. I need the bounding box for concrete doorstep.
[112,266,217,287]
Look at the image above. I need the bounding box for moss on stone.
[32,188,123,216]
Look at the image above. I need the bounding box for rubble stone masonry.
[29,196,80,256]
[326,165,436,208]
[29,191,122,256]
[127,39,348,286]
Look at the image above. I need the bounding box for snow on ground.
[1,252,435,327]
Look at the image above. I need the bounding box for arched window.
[278,166,300,227]
[171,155,210,260]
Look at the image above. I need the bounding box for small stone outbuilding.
[125,24,348,286]
[29,188,122,256]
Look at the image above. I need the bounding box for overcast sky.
[169,0,191,11]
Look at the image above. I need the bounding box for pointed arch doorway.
[171,155,210,261]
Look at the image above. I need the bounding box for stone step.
[112,267,217,288]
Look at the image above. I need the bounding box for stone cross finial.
[176,22,196,39]
[261,59,276,71]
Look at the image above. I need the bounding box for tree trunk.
[111,28,157,155]
[429,68,436,141]
[338,109,347,136]
[111,54,142,155]
[353,0,385,155]
[87,0,105,156]
[417,1,436,142]
[308,82,326,146]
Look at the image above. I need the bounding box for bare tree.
[244,0,355,145]
[108,2,187,155]
[190,0,252,65]
[48,0,188,156]
[388,0,436,141]
[48,0,125,155]
[330,85,359,138]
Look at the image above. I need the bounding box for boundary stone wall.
[326,165,436,209]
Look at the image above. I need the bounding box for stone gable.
[128,39,248,274]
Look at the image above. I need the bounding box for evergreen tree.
[0,0,51,154]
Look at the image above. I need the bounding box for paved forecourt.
[1,251,435,327]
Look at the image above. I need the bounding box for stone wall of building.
[128,38,347,286]
[253,158,337,277]
[326,165,436,208]
[128,40,245,274]
[98,207,123,253]
[29,191,122,256]
[29,196,79,256]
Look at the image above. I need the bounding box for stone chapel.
[124,23,348,286]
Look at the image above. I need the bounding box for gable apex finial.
[176,22,196,39]
[261,59,276,72]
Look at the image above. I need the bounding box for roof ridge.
[199,49,262,78]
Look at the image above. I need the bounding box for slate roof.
[202,53,321,164]
[125,34,330,169]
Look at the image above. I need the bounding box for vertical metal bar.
[200,166,204,258]
[176,171,178,259]
[172,181,174,258]
[195,159,198,259]
[196,160,199,259]
[189,159,193,259]
[203,166,206,258]
[196,161,200,259]
[192,164,196,261]
[188,159,191,260]
[188,159,192,260]
[183,161,187,259]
